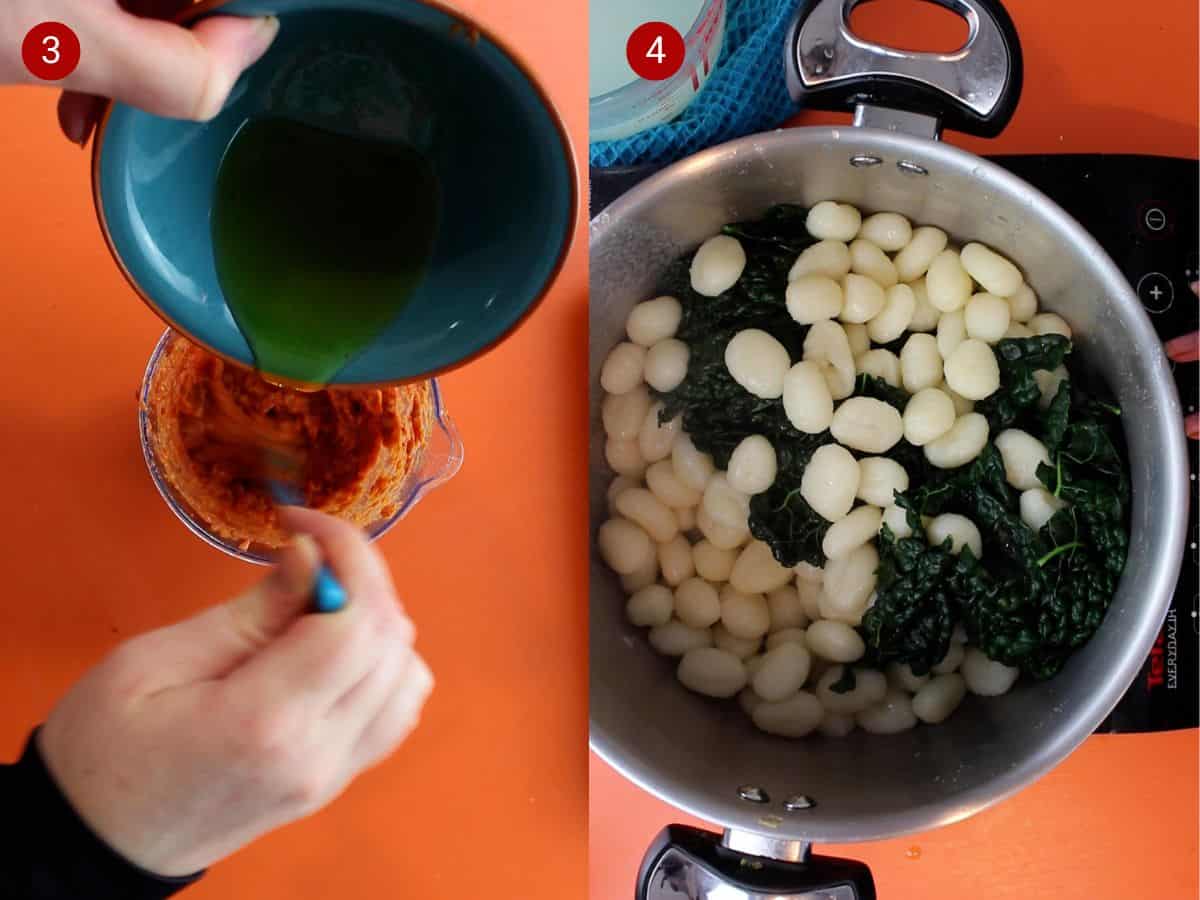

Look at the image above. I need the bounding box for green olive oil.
[211,117,439,386]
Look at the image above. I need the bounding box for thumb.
[129,535,323,691]
[57,8,279,121]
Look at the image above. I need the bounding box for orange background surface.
[0,1,587,899]
[590,1,1199,898]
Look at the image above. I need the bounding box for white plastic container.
[590,0,727,142]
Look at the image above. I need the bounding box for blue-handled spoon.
[266,453,347,614]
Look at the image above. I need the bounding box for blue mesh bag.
[589,0,801,168]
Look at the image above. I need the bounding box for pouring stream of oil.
[211,117,440,388]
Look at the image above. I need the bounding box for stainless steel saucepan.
[589,1,1189,896]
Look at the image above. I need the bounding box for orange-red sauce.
[145,336,433,550]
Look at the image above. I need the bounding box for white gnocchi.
[690,235,746,296]
[783,361,835,434]
[960,242,1023,297]
[677,647,747,698]
[926,513,983,558]
[893,226,948,283]
[848,240,898,290]
[726,329,790,399]
[830,397,904,454]
[900,333,942,393]
[1020,487,1066,532]
[857,457,909,507]
[926,249,973,312]
[903,388,956,446]
[867,283,916,344]
[726,435,778,495]
[786,275,843,324]
[961,647,1019,696]
[720,586,771,639]
[752,691,825,737]
[964,292,1011,343]
[729,540,794,594]
[859,212,912,252]
[943,339,1000,400]
[995,429,1052,491]
[857,689,918,734]
[789,239,852,280]
[924,412,989,469]
[644,339,689,392]
[818,541,878,624]
[676,578,720,628]
[626,584,674,627]
[800,444,861,521]
[806,201,862,241]
[600,342,646,395]
[626,296,683,346]
[912,674,967,724]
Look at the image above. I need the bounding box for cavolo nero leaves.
[974,334,1071,431]
[721,203,814,255]
[859,520,963,676]
[864,363,1129,680]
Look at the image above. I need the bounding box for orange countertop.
[590,1,1199,898]
[0,1,587,898]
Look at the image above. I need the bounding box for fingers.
[109,535,324,691]
[1166,331,1199,364]
[278,507,401,619]
[227,512,410,712]
[326,641,413,734]
[1171,283,1199,440]
[350,653,434,771]
[225,535,324,645]
[55,8,279,122]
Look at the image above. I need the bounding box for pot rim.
[588,125,1189,843]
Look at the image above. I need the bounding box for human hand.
[2,0,278,145]
[37,508,433,878]
[1164,281,1198,439]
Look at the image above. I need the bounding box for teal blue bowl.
[93,0,576,385]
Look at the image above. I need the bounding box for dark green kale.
[975,335,1071,431]
[828,665,858,693]
[860,519,962,675]
[871,391,1128,682]
[748,438,831,567]
[853,373,909,411]
[721,204,815,255]
[931,365,1125,678]
[1042,380,1072,453]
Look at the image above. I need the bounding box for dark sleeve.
[0,728,205,899]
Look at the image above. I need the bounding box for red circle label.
[22,22,81,81]
[626,22,685,82]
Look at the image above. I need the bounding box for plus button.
[1136,273,1174,313]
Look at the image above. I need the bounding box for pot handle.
[636,825,876,900]
[783,0,1023,138]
